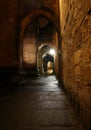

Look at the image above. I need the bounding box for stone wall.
[53,32,59,77]
[0,0,18,67]
[19,0,59,21]
[23,36,37,68]
[59,0,91,129]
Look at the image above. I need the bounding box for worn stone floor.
[0,75,82,130]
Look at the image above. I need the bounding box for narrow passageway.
[0,75,82,130]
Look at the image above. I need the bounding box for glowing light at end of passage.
[49,49,55,55]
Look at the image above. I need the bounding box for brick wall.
[59,0,91,129]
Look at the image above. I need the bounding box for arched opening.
[47,61,53,74]
[37,44,56,75]
[43,54,54,74]
[19,9,61,77]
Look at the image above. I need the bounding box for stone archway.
[43,54,54,74]
[37,44,53,74]
[18,9,61,75]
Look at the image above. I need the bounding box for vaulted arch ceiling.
[20,9,60,36]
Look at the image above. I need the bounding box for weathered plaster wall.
[23,37,37,68]
[0,0,18,67]
[23,24,37,68]
[59,0,91,129]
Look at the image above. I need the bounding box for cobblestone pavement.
[0,75,82,130]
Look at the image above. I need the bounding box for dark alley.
[0,0,91,130]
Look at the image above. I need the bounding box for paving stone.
[0,75,81,130]
[29,109,76,126]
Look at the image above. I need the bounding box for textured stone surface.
[0,0,90,129]
[19,0,59,21]
[0,75,82,130]
[59,0,91,129]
